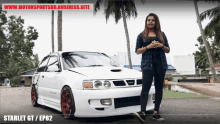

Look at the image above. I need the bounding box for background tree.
[0,5,8,68]
[93,0,146,69]
[193,0,220,83]
[193,36,220,75]
[0,5,39,86]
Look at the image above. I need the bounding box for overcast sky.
[1,0,218,65]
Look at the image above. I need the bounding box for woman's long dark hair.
[142,13,164,44]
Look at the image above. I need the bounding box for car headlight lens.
[94,81,102,88]
[83,81,93,89]
[100,99,112,105]
[104,81,111,89]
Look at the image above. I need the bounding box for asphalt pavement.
[0,86,220,124]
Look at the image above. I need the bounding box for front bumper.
[72,86,155,117]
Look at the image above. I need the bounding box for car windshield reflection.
[62,52,120,69]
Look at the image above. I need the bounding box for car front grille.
[114,96,140,109]
[113,81,126,86]
[137,79,142,85]
[126,80,135,85]
[112,79,142,87]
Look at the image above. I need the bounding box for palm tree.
[56,0,70,51]
[199,2,220,46]
[56,0,64,51]
[37,0,55,53]
[193,0,220,83]
[52,2,55,53]
[93,0,146,69]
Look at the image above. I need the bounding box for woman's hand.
[154,41,163,48]
[148,40,157,49]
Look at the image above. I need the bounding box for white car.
[31,51,155,119]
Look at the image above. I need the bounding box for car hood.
[68,66,142,79]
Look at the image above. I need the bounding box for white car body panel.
[68,66,142,80]
[73,86,155,117]
[32,51,156,117]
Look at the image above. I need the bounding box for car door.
[43,54,62,104]
[35,56,50,100]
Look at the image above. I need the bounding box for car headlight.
[83,81,93,89]
[104,81,111,89]
[94,81,102,88]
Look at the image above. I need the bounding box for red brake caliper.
[31,88,35,103]
[61,91,71,116]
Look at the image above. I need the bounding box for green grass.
[163,89,209,99]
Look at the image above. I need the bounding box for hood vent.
[111,69,121,72]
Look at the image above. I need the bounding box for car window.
[45,56,59,72]
[37,56,50,72]
[48,56,58,67]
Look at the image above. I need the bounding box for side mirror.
[47,65,60,72]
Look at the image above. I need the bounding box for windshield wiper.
[84,65,103,67]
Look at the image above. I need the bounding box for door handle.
[42,75,44,78]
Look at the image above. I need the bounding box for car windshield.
[62,52,120,69]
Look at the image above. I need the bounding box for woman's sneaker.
[152,113,165,121]
[132,112,146,123]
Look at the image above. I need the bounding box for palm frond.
[140,0,146,4]
[56,0,64,3]
[215,27,220,45]
[103,1,114,23]
[203,15,220,46]
[123,0,137,19]
[94,0,138,24]
[114,1,122,23]
[204,0,220,3]
[199,5,220,21]
[204,16,219,37]
[93,0,104,15]
[37,0,55,3]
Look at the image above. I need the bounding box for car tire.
[61,86,76,120]
[31,84,41,107]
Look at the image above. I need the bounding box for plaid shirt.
[135,32,170,70]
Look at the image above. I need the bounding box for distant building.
[206,62,220,74]
[174,55,195,75]
[0,72,10,86]
[111,52,177,75]
[19,68,37,86]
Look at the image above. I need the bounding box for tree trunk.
[121,5,132,69]
[52,10,54,52]
[194,0,219,83]
[58,10,62,51]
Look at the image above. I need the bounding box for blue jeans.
[140,53,166,113]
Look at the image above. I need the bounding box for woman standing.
[133,13,170,123]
